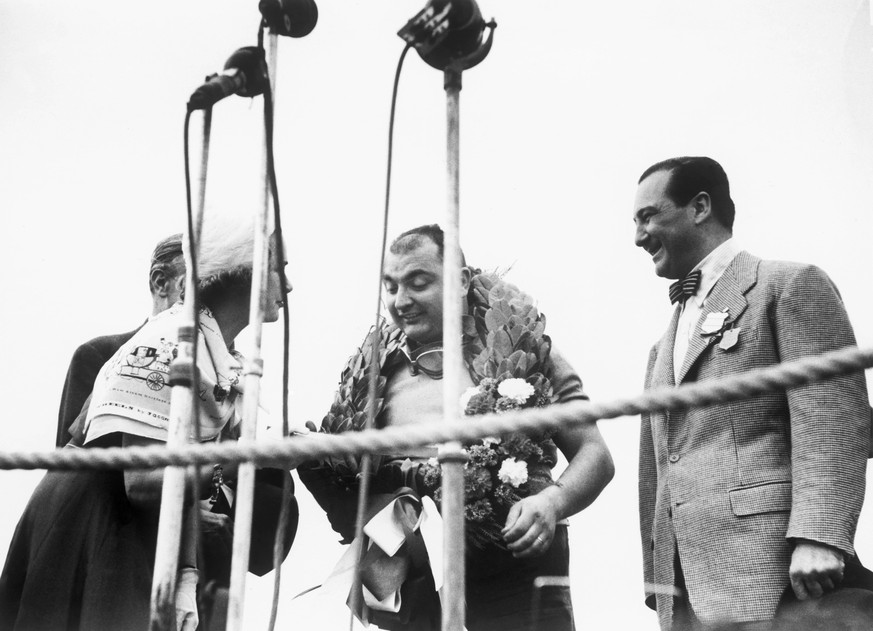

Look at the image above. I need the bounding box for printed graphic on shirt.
[117,339,178,391]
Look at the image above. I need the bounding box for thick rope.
[5,344,872,472]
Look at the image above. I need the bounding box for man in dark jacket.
[55,233,184,447]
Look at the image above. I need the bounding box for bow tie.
[668,270,702,305]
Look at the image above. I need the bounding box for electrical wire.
[260,27,295,631]
[182,104,206,623]
[347,42,413,631]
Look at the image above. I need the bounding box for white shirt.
[673,238,742,381]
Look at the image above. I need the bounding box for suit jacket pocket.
[729,481,792,516]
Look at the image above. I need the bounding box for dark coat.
[55,328,140,447]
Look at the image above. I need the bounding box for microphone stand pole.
[439,66,467,631]
[149,108,212,630]
[226,29,278,631]
[397,4,495,624]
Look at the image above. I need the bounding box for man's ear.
[460,266,472,292]
[150,269,169,297]
[691,191,713,225]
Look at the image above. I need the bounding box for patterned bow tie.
[668,270,702,305]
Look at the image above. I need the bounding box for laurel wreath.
[303,272,559,547]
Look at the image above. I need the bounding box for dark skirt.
[0,465,298,631]
[0,469,158,631]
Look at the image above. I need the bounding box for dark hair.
[199,267,253,311]
[390,224,445,258]
[389,224,468,266]
[639,156,735,229]
[149,233,184,294]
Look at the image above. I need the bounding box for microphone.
[398,0,493,71]
[188,46,269,111]
[259,0,318,38]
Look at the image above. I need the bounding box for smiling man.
[634,156,873,630]
[301,224,614,631]
[382,229,452,347]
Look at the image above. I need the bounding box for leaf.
[508,322,525,347]
[350,351,364,374]
[505,349,528,375]
[512,302,534,319]
[472,348,489,376]
[496,369,514,381]
[514,330,534,353]
[489,285,507,303]
[494,299,513,320]
[526,352,539,372]
[351,411,368,431]
[352,385,371,412]
[485,307,509,331]
[537,336,552,364]
[491,330,513,359]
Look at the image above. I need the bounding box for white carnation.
[459,385,482,413]
[497,378,535,404]
[481,436,501,447]
[497,457,529,487]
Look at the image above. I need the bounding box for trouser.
[372,524,575,631]
[672,554,873,631]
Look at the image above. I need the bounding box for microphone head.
[259,0,318,38]
[398,0,486,71]
[223,46,269,97]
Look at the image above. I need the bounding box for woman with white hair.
[0,215,295,630]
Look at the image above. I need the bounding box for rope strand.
[7,344,872,472]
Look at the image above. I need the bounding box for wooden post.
[439,66,467,631]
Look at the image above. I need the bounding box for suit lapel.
[651,307,680,388]
[676,251,759,384]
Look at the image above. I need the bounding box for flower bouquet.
[420,374,557,550]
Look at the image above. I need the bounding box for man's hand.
[789,539,846,600]
[502,492,560,559]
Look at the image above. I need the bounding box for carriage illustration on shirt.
[117,339,177,391]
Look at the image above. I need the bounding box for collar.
[687,237,742,308]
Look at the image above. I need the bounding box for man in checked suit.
[55,233,184,447]
[633,156,873,630]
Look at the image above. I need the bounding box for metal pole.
[226,30,278,631]
[149,108,212,630]
[439,66,467,631]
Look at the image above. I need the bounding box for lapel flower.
[699,309,741,351]
[700,309,730,337]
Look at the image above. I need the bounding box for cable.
[182,105,208,613]
[347,42,413,631]
[260,32,295,631]
[182,110,203,442]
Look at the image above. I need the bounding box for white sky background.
[2,1,873,629]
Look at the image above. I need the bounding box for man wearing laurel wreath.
[299,224,614,631]
[634,156,873,630]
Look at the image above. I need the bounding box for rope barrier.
[4,344,872,472]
